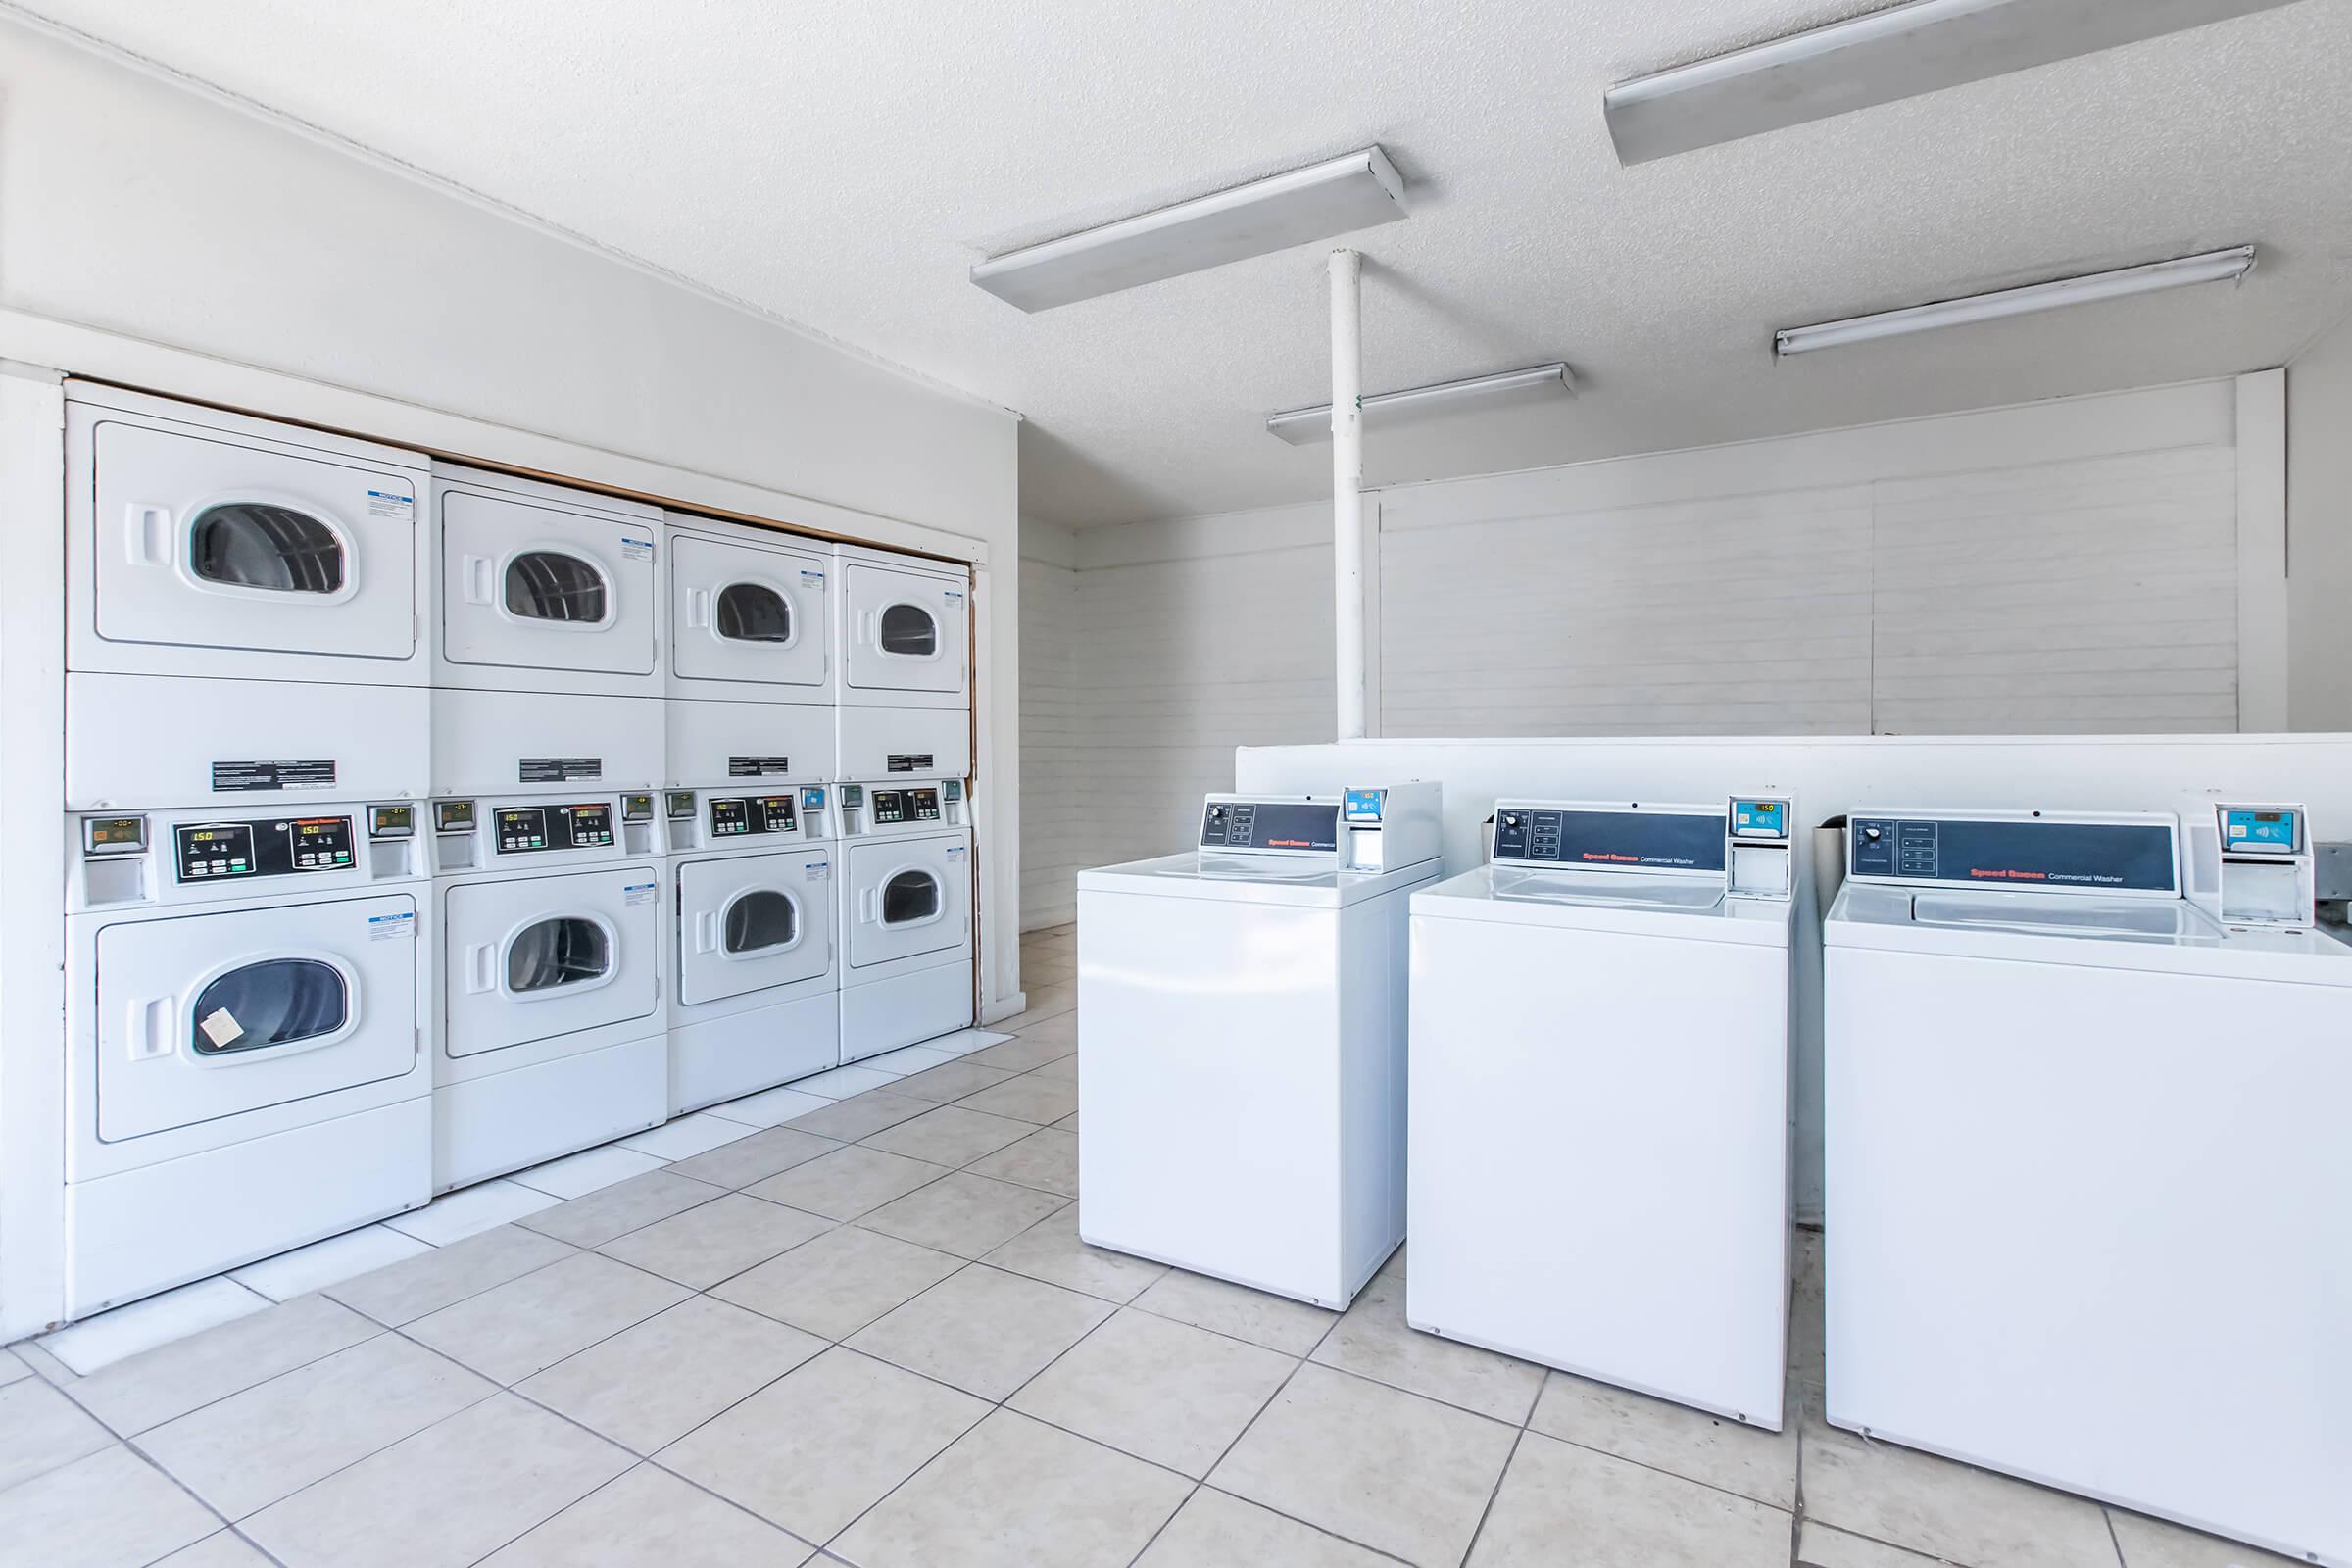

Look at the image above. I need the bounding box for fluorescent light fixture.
[1266,364,1575,446]
[971,148,1407,313]
[1605,0,2300,165]
[1774,246,2257,357]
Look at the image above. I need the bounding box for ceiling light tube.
[1773,246,2257,358]
[1604,0,2301,166]
[1266,363,1575,445]
[971,147,1407,313]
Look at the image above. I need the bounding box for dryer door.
[90,418,418,662]
[95,893,420,1143]
[676,851,834,1004]
[445,867,660,1056]
[671,535,829,692]
[441,490,658,677]
[843,563,968,698]
[846,836,970,970]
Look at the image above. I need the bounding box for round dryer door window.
[189,504,346,594]
[878,603,939,658]
[507,916,612,992]
[724,889,800,956]
[715,582,793,644]
[191,958,350,1055]
[504,551,610,624]
[881,870,942,925]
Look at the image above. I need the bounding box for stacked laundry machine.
[52,381,980,1316]
[62,387,436,1317]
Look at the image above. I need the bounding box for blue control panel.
[1849,816,2178,893]
[1344,789,1385,823]
[801,786,827,810]
[2221,808,2299,855]
[1730,800,1789,839]
[1494,808,1726,872]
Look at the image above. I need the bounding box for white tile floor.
[0,925,2304,1567]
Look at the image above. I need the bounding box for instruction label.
[368,911,416,942]
[213,760,336,793]
[621,536,655,562]
[805,858,830,881]
[728,756,792,777]
[519,758,602,783]
[367,490,415,520]
[623,882,658,906]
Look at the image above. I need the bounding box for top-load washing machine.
[63,797,432,1316]
[431,466,664,797]
[833,543,969,784]
[1077,784,1443,1309]
[1408,798,1797,1428]
[427,789,668,1189]
[835,776,974,1061]
[666,513,837,788]
[1825,805,2352,1565]
[65,384,432,809]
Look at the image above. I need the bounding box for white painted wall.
[1235,732,2352,1219]
[1019,520,1083,930]
[2288,313,2352,730]
[0,22,1022,1340]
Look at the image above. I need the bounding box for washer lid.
[1077,850,1438,907]
[1409,864,1791,947]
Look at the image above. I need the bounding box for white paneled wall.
[1018,378,2277,920]
[1018,522,1083,930]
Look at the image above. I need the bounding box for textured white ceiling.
[16,0,2352,527]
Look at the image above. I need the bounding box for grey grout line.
[1459,1423,1530,1567]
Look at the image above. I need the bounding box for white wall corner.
[2234,368,2289,732]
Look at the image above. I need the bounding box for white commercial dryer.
[63,799,431,1317]
[666,513,839,789]
[1077,783,1443,1309]
[663,782,841,1113]
[1408,798,1797,1428]
[835,777,974,1061]
[833,543,970,785]
[428,790,667,1189]
[431,466,664,798]
[64,383,431,810]
[1826,805,2352,1565]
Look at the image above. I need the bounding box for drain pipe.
[1330,248,1366,741]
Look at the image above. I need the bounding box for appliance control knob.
[1503,813,1520,827]
[1864,825,1883,840]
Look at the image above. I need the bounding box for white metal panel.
[80,409,424,671]
[676,852,831,1004]
[443,867,660,1057]
[67,672,429,809]
[92,892,420,1143]
[430,688,664,797]
[1825,943,2352,1564]
[669,528,831,695]
[836,704,969,783]
[1407,905,1790,1426]
[668,697,836,789]
[1870,446,2238,734]
[844,834,969,970]
[439,484,658,684]
[842,560,968,698]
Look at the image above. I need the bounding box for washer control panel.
[174,814,355,883]
[1847,812,2180,895]
[710,794,801,836]
[1200,800,1340,852]
[493,802,615,855]
[872,788,941,825]
[1492,803,1726,873]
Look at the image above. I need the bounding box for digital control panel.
[1730,800,1788,839]
[2221,807,2300,855]
[710,794,800,836]
[621,793,655,823]
[1493,807,1726,872]
[368,805,415,839]
[434,800,476,834]
[667,791,698,821]
[83,815,147,856]
[1848,815,2179,894]
[174,815,355,883]
[494,803,615,855]
[802,786,828,811]
[1344,789,1386,822]
[1200,800,1341,853]
[871,788,941,825]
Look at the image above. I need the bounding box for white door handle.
[860,888,878,925]
[125,997,172,1059]
[857,610,874,648]
[124,505,170,566]
[466,942,496,993]
[463,556,495,605]
[695,911,719,954]
[686,588,710,629]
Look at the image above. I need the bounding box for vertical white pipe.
[1330,248,1366,741]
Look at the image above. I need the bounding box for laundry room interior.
[1,4,2348,1567]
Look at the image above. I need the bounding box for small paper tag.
[368,911,416,942]
[199,1008,245,1048]
[366,489,416,520]
[946,845,966,862]
[805,858,830,881]
[621,536,655,562]
[623,881,658,906]
[800,570,825,588]
[944,589,964,606]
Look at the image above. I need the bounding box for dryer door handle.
[123,505,171,566]
[685,588,710,630]
[464,942,497,994]
[462,555,496,606]
[694,910,719,954]
[124,997,173,1060]
[859,887,879,925]
[857,610,875,650]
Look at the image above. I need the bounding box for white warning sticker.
[621,537,655,562]
[367,489,416,520]
[947,845,967,862]
[368,911,416,942]
[805,859,830,881]
[199,1008,245,1048]
[944,590,965,606]
[800,570,825,588]
[623,881,658,906]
